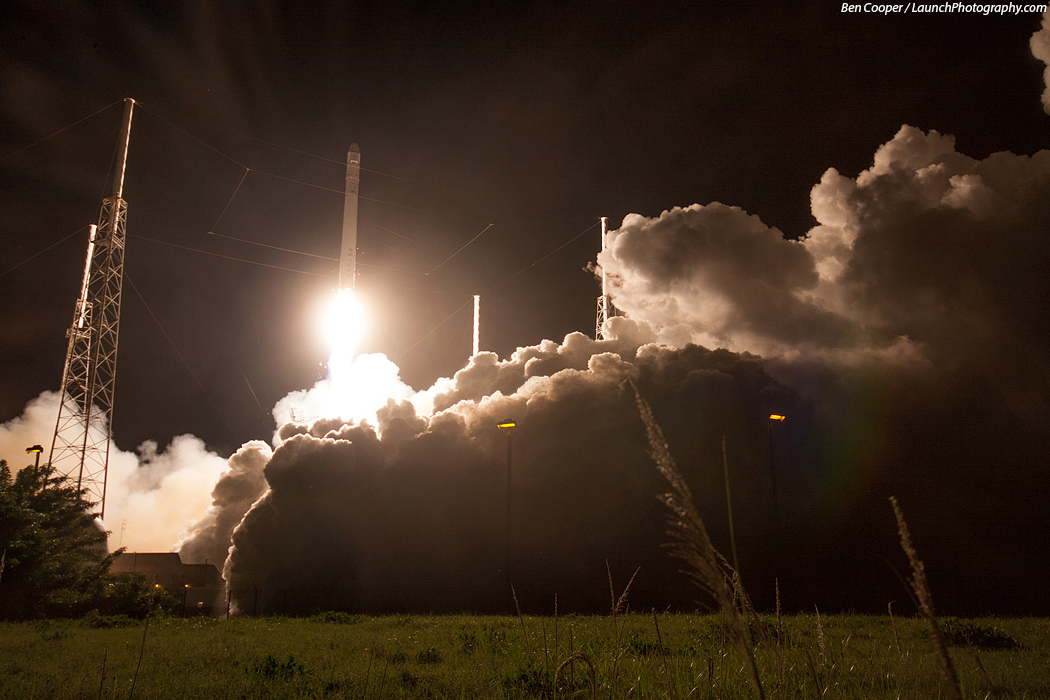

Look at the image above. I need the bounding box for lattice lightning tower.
[49,98,135,518]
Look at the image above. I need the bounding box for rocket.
[339,143,361,291]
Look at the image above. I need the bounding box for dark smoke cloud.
[218,331,805,615]
[177,440,271,567]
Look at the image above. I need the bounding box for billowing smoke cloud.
[0,391,228,552]
[1033,8,1050,114]
[600,125,1050,414]
[219,325,800,614]
[175,440,271,567]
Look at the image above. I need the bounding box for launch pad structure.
[49,98,135,518]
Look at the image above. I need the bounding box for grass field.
[1,612,1047,699]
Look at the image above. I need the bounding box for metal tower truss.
[596,293,613,340]
[49,98,134,518]
[50,199,127,515]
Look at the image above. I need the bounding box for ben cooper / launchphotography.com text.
[842,2,1047,13]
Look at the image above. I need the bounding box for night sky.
[2,2,1049,614]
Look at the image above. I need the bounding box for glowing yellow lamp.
[497,421,516,429]
[769,414,786,422]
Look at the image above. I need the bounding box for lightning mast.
[49,97,135,518]
[473,294,480,356]
[595,216,614,340]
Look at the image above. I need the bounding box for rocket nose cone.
[349,143,360,154]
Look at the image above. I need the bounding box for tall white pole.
[600,216,608,297]
[596,217,609,340]
[473,294,480,356]
[75,225,97,330]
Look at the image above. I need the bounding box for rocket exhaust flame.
[323,288,367,381]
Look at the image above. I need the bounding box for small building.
[111,552,225,615]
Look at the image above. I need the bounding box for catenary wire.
[206,231,338,261]
[247,168,482,221]
[203,232,425,273]
[126,273,240,440]
[426,223,494,274]
[482,220,600,293]
[0,100,123,164]
[0,226,88,279]
[366,221,422,246]
[134,101,466,194]
[395,297,474,362]
[137,101,593,226]
[481,297,527,345]
[133,233,425,277]
[210,169,250,231]
[130,234,336,278]
[136,103,249,170]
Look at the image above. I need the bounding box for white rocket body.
[339,144,361,291]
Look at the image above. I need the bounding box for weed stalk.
[96,647,108,700]
[127,584,156,700]
[890,496,962,700]
[628,376,764,699]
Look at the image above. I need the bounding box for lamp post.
[25,445,43,469]
[497,420,516,570]
[767,414,786,578]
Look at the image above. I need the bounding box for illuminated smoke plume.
[0,391,228,552]
[600,125,1050,413]
[1033,8,1050,115]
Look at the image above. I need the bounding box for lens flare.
[323,289,366,351]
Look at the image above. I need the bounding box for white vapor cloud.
[0,391,228,552]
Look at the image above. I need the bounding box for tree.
[0,459,118,619]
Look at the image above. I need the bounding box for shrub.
[308,611,366,625]
[937,618,1022,650]
[251,653,307,680]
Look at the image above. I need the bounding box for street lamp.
[767,414,786,574]
[497,420,516,568]
[25,445,43,469]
